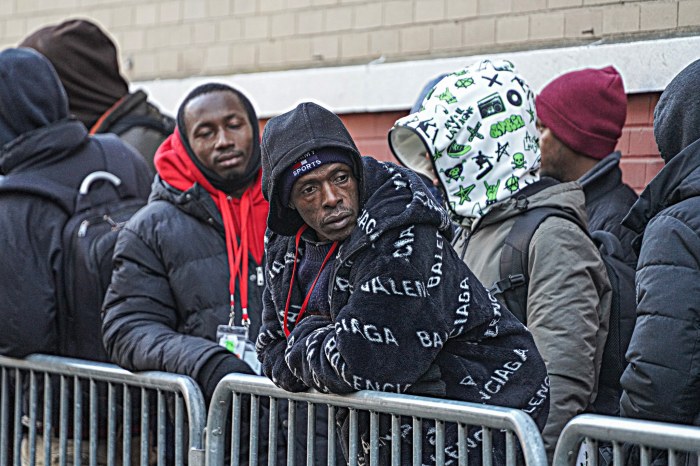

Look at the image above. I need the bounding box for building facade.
[3,0,699,189]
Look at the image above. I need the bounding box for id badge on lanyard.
[217,324,261,375]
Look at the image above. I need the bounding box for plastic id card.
[217,325,262,375]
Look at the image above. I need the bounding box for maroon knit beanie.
[536,66,627,160]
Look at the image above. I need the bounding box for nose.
[320,182,341,209]
[214,128,234,149]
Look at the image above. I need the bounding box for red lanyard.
[220,191,250,327]
[283,224,338,337]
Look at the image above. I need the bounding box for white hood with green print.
[389,59,541,221]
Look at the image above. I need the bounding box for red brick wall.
[260,93,661,193]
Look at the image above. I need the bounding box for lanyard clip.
[227,294,236,327]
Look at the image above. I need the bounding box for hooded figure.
[389,59,612,461]
[619,58,700,428]
[20,19,175,168]
[0,47,151,358]
[257,101,549,465]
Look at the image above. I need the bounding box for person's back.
[19,19,175,170]
[536,66,638,267]
[620,58,700,427]
[0,47,152,359]
[389,59,611,461]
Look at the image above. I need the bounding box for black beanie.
[279,148,355,207]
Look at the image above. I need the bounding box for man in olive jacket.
[389,59,611,461]
[257,101,549,465]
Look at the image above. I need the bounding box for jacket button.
[282,420,289,428]
[185,194,192,200]
[250,274,256,281]
[208,218,214,224]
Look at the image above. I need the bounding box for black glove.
[196,352,255,403]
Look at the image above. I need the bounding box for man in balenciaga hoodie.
[257,101,549,465]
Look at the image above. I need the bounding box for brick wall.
[261,92,662,193]
[0,0,698,80]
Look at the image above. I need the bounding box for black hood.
[654,59,700,163]
[624,137,700,235]
[261,102,362,236]
[0,48,69,146]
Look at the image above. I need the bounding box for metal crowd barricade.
[553,414,700,466]
[0,354,206,466]
[206,373,547,466]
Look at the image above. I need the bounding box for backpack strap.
[0,173,74,214]
[491,205,585,324]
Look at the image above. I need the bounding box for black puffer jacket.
[579,151,638,266]
[620,58,700,426]
[102,175,265,389]
[257,102,549,465]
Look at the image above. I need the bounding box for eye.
[335,173,349,184]
[195,129,213,139]
[301,185,316,196]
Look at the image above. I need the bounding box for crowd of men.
[1,17,699,466]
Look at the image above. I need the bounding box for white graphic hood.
[389,59,541,221]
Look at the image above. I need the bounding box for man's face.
[289,162,360,242]
[183,91,254,181]
[536,119,569,182]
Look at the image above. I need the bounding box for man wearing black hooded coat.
[620,58,700,427]
[257,102,549,465]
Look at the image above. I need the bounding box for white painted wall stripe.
[135,35,700,118]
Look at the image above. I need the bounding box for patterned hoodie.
[257,102,549,465]
[389,59,540,224]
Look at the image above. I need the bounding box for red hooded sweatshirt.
[154,130,269,323]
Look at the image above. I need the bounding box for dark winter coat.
[101,175,266,389]
[91,90,175,171]
[0,48,152,359]
[579,152,638,266]
[619,133,700,426]
[257,102,549,465]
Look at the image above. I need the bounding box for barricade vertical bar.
[175,395,184,466]
[141,387,150,466]
[505,429,515,466]
[641,445,651,466]
[327,405,336,466]
[391,414,400,466]
[59,376,68,466]
[267,398,277,466]
[435,420,445,466]
[13,369,21,466]
[589,438,598,466]
[306,402,315,466]
[348,408,358,466]
[123,385,132,466]
[412,417,422,466]
[108,382,116,466]
[43,375,53,466]
[482,427,493,466]
[28,371,37,466]
[0,368,7,466]
[369,411,378,466]
[250,395,260,466]
[157,390,166,466]
[668,448,678,466]
[231,392,241,465]
[73,376,81,466]
[286,401,295,466]
[612,441,622,466]
[458,423,467,466]
[89,379,98,466]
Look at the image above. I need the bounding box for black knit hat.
[261,102,362,236]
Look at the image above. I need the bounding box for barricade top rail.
[0,353,207,465]
[208,373,548,466]
[553,414,700,466]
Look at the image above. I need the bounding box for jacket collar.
[0,119,87,175]
[623,138,700,234]
[578,151,623,204]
